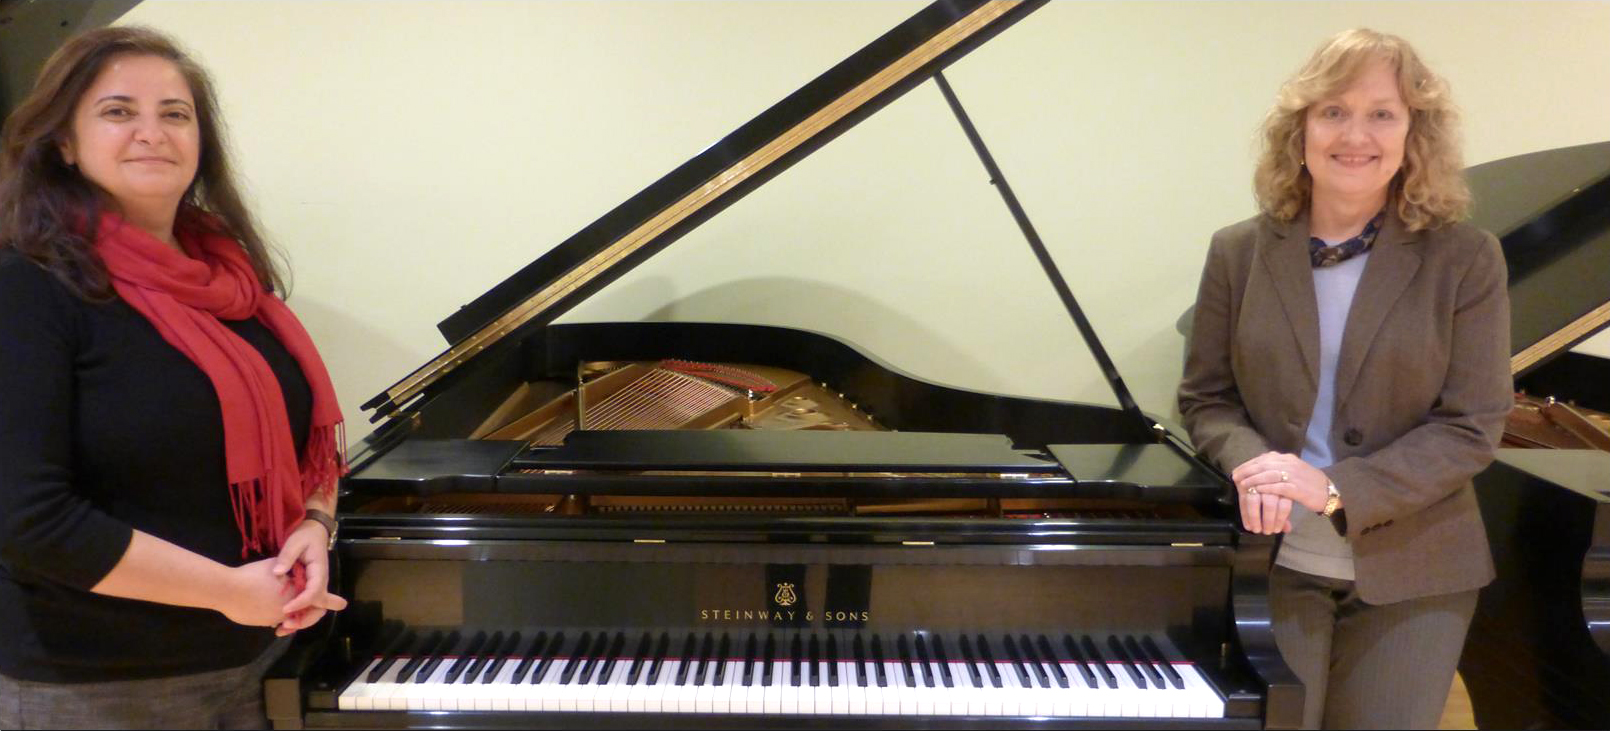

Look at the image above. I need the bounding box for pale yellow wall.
[118,1,1610,444]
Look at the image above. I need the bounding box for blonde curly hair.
[1253,29,1469,231]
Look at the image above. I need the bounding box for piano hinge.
[902,540,936,546]
[1170,542,1205,547]
[371,536,402,541]
[634,538,666,544]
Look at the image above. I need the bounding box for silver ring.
[1247,487,1259,496]
[1280,471,1289,483]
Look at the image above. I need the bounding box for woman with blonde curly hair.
[1179,29,1511,729]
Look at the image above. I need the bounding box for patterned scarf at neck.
[1310,209,1386,268]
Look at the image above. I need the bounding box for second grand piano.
[264,1,1301,727]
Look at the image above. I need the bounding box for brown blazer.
[1178,211,1512,605]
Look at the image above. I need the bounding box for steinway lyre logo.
[773,582,798,607]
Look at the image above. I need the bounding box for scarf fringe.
[302,422,349,503]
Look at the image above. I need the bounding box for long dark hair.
[0,26,282,300]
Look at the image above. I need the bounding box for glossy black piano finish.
[265,1,1303,728]
[1462,450,1610,729]
[1456,140,1610,729]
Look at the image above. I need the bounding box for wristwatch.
[1321,482,1342,517]
[303,508,339,551]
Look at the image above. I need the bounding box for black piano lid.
[1465,141,1610,375]
[361,0,1052,421]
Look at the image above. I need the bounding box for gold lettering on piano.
[698,608,870,623]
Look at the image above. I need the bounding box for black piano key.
[808,634,821,688]
[1123,635,1164,689]
[558,632,592,685]
[367,629,417,683]
[789,634,803,687]
[870,635,889,688]
[827,635,840,687]
[913,634,936,688]
[762,634,776,687]
[533,631,566,684]
[1036,635,1069,689]
[626,632,652,686]
[395,630,444,684]
[896,635,918,687]
[596,632,627,685]
[582,631,612,685]
[713,634,731,686]
[958,634,984,687]
[645,632,670,685]
[468,631,507,684]
[675,634,697,685]
[693,633,715,687]
[975,635,1003,688]
[741,633,758,686]
[1080,635,1118,689]
[1107,635,1148,688]
[444,630,488,684]
[852,634,868,688]
[415,631,460,684]
[1140,635,1186,689]
[510,631,546,684]
[1019,634,1051,689]
[1061,635,1100,688]
[931,635,955,688]
[1001,634,1033,687]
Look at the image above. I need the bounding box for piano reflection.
[261,1,1303,728]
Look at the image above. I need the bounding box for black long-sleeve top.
[0,253,312,682]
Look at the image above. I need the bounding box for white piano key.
[777,659,798,715]
[693,659,717,714]
[1176,663,1226,718]
[646,659,676,713]
[847,661,868,715]
[480,658,519,712]
[996,662,1025,717]
[712,660,737,714]
[813,661,832,715]
[602,660,632,712]
[407,662,453,711]
[831,661,852,715]
[742,662,766,714]
[338,658,385,710]
[763,661,784,715]
[536,658,569,712]
[797,660,816,715]
[891,661,914,715]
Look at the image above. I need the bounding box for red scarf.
[94,210,344,557]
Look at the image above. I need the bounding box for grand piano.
[262,1,1302,727]
[1458,141,1610,729]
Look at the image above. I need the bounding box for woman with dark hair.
[0,26,346,728]
[1178,29,1511,729]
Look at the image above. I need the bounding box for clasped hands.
[218,520,348,635]
[1230,452,1332,535]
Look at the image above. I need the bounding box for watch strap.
[303,508,338,550]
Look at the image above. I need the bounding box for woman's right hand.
[215,557,298,627]
[1232,452,1294,535]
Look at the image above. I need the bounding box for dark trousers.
[0,638,289,730]
[1270,564,1477,730]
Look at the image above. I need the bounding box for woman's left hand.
[272,520,348,636]
[1231,452,1331,513]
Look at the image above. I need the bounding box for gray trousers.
[0,638,289,730]
[1270,564,1477,730]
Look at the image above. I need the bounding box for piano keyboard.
[337,629,1226,719]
